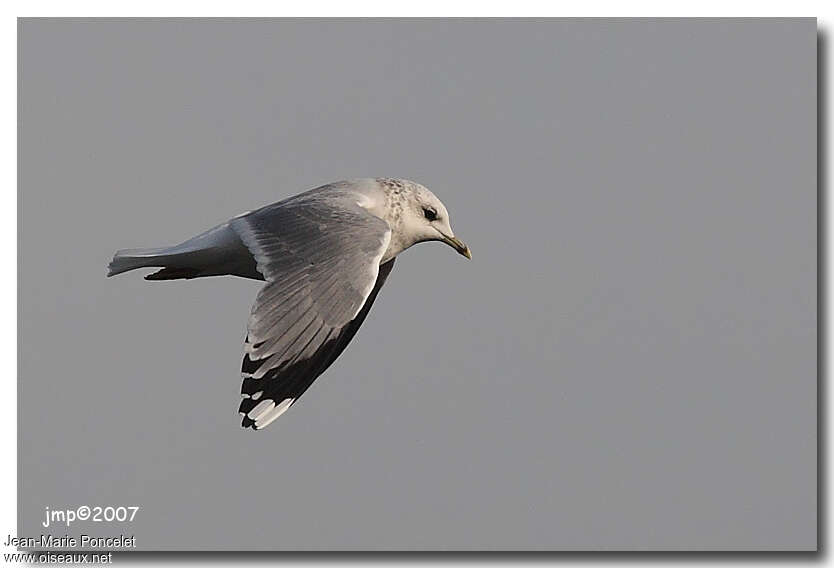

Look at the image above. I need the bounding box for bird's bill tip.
[443,235,472,259]
[460,243,472,260]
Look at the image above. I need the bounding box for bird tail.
[107,247,179,278]
[107,223,262,281]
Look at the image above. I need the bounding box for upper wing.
[230,195,393,430]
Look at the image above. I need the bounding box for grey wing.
[230,196,392,430]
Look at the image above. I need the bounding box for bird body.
[108,178,470,430]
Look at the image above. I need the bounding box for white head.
[372,178,471,261]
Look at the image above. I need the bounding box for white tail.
[107,247,172,277]
[107,222,263,281]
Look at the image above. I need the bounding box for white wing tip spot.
[254,398,295,430]
[247,399,275,421]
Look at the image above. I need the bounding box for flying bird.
[108,178,471,430]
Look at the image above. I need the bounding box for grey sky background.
[19,19,816,550]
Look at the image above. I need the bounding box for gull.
[108,178,471,430]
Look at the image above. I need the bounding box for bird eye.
[423,207,437,221]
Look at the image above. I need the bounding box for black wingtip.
[240,414,258,430]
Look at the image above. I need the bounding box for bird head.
[386,179,472,260]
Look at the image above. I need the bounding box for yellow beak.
[441,235,472,260]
